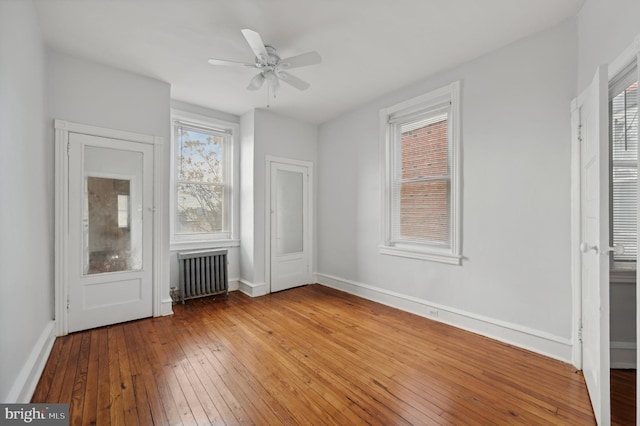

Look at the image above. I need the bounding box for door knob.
[580,242,598,254]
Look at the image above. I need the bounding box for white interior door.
[579,65,611,425]
[270,162,310,292]
[67,133,154,333]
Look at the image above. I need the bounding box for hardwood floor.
[33,284,598,425]
[611,369,636,426]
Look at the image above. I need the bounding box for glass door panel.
[276,169,304,255]
[83,146,143,275]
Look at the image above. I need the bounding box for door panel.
[270,162,309,292]
[68,133,153,333]
[579,65,610,425]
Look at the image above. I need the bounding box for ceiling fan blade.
[241,29,269,64]
[278,71,311,91]
[247,73,265,91]
[278,51,321,70]
[208,58,256,67]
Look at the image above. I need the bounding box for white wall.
[240,110,256,284]
[577,0,640,92]
[0,0,54,402]
[317,19,578,361]
[46,51,173,314]
[239,109,318,294]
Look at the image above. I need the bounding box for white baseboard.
[228,278,240,292]
[161,298,174,316]
[611,341,637,369]
[239,279,267,297]
[6,320,57,403]
[316,273,573,364]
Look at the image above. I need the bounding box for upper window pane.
[400,113,449,180]
[176,125,225,183]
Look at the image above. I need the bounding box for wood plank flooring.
[611,369,636,426]
[33,284,601,425]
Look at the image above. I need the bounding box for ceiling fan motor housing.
[258,46,281,70]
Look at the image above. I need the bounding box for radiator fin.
[177,249,228,303]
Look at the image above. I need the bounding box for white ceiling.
[34,0,585,124]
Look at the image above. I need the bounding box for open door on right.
[577,64,611,426]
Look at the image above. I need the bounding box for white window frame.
[379,81,462,265]
[170,109,240,250]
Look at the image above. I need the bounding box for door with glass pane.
[270,162,310,292]
[67,133,153,333]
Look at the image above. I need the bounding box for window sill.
[171,239,240,252]
[379,245,462,265]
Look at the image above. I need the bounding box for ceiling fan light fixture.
[265,70,279,89]
[247,73,265,90]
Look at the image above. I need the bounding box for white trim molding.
[6,321,56,402]
[238,280,267,297]
[569,98,583,369]
[228,279,240,292]
[316,273,573,363]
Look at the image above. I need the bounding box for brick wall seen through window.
[399,119,449,243]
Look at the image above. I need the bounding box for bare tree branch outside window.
[175,126,226,234]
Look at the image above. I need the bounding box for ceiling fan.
[207,29,321,96]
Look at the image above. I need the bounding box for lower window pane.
[176,183,223,234]
[399,179,450,244]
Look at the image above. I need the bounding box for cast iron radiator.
[177,249,228,304]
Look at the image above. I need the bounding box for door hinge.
[577,124,583,143]
[577,320,583,343]
[66,297,70,311]
[66,142,70,156]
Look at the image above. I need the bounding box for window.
[117,194,129,228]
[171,110,239,248]
[380,81,462,264]
[610,64,638,269]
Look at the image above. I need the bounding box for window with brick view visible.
[381,80,461,264]
[399,116,450,244]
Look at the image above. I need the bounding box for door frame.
[570,34,640,422]
[264,155,314,294]
[54,120,164,336]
